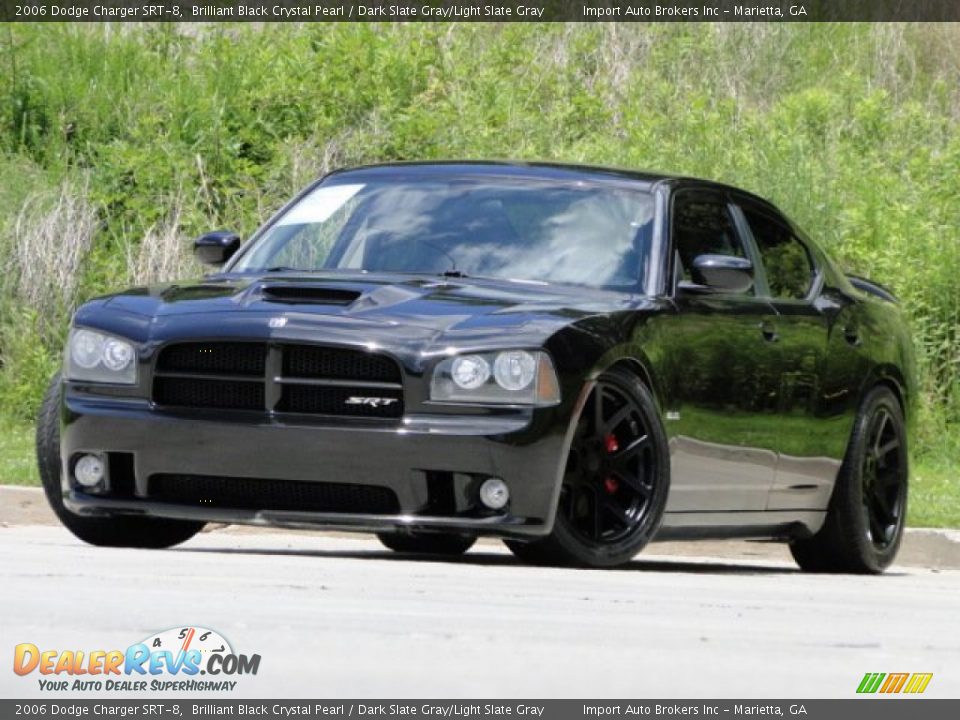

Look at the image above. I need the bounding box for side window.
[672,193,751,294]
[742,207,815,300]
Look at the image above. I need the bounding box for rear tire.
[377,532,476,556]
[790,386,907,574]
[505,367,669,568]
[37,374,204,549]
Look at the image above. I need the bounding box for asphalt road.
[2,525,958,699]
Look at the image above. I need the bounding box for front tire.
[790,386,908,574]
[377,532,476,556]
[505,368,670,568]
[37,374,204,549]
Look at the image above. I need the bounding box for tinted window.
[743,208,815,300]
[672,194,751,294]
[233,178,655,289]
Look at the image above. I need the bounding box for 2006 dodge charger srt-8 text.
[37,162,915,572]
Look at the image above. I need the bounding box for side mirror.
[682,254,754,294]
[193,230,241,266]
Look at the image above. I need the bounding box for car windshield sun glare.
[231,177,656,291]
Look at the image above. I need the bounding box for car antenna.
[415,239,465,277]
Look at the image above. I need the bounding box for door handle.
[759,320,779,343]
[843,325,861,346]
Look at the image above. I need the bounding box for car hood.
[90,271,647,347]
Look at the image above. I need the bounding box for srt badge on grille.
[345,396,399,408]
[268,317,288,328]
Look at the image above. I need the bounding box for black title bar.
[1,701,960,720]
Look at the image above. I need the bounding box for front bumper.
[61,390,571,538]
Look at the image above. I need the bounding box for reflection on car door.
[663,190,780,512]
[736,200,834,511]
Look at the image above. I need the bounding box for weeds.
[7,180,97,341]
[0,22,955,513]
[125,195,203,286]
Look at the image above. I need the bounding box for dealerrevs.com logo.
[13,626,260,693]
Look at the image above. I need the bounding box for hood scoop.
[258,283,362,306]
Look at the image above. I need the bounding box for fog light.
[74,454,105,488]
[479,477,509,510]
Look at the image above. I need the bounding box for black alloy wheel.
[560,380,657,546]
[505,367,669,567]
[790,386,908,574]
[861,406,907,551]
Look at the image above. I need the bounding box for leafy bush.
[0,308,59,415]
[0,22,957,464]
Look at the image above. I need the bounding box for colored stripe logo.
[857,672,933,694]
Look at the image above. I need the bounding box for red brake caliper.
[604,434,619,494]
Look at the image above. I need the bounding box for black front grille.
[283,345,400,382]
[154,377,264,411]
[149,474,400,514]
[156,342,266,376]
[152,342,403,419]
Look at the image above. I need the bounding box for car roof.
[324,160,778,209]
[327,159,674,188]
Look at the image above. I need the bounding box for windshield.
[231,176,656,289]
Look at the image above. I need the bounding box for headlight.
[64,328,137,385]
[451,355,491,390]
[430,350,560,406]
[493,350,537,391]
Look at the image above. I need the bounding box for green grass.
[0,23,957,526]
[0,419,38,487]
[910,461,959,528]
[0,24,956,434]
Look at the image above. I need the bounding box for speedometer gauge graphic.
[139,626,233,660]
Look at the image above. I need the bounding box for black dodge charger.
[37,162,915,572]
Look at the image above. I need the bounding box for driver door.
[663,189,781,512]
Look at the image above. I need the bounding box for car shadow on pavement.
[178,545,518,566]
[622,558,798,575]
[175,545,799,575]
